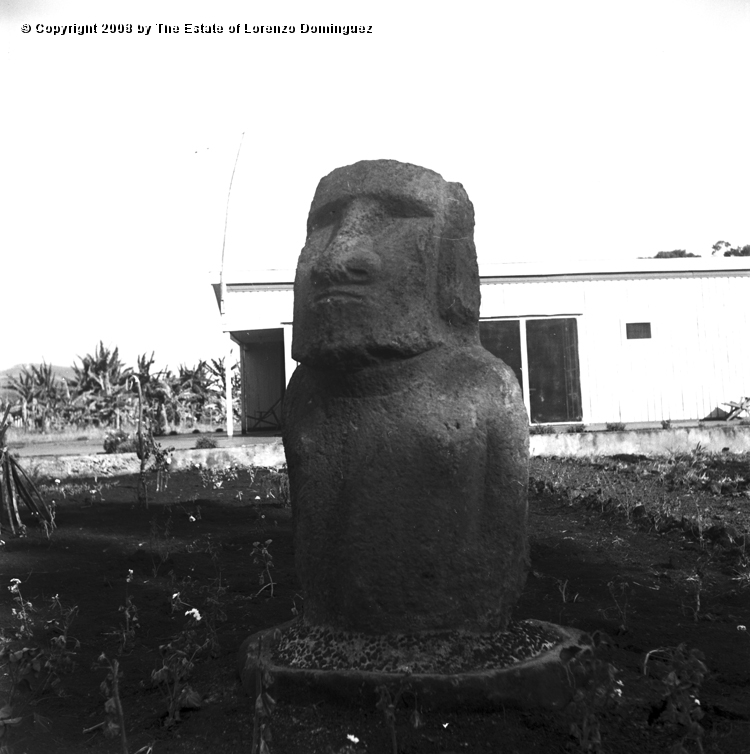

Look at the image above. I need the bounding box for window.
[626,322,651,340]
[480,317,583,423]
[526,318,582,423]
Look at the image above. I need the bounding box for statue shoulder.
[440,345,519,389]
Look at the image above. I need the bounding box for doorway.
[479,317,582,423]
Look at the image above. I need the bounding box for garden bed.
[0,452,749,753]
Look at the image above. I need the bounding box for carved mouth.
[314,289,366,304]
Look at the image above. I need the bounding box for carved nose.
[311,204,382,286]
[311,240,379,286]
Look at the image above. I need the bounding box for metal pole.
[225,336,234,438]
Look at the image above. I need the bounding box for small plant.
[108,571,139,655]
[151,440,174,492]
[195,435,218,450]
[171,549,227,659]
[0,640,44,707]
[104,429,133,454]
[566,632,622,754]
[530,424,555,435]
[0,635,47,751]
[39,594,79,695]
[682,567,705,623]
[131,425,174,504]
[606,578,631,633]
[0,579,61,748]
[8,578,34,640]
[643,644,707,753]
[94,653,129,753]
[41,500,57,539]
[199,535,227,656]
[605,422,626,432]
[252,540,275,598]
[568,424,586,433]
[662,419,673,430]
[198,464,238,490]
[150,609,204,728]
[652,444,710,491]
[259,467,290,504]
[376,668,422,754]
[45,478,109,504]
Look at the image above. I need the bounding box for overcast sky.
[1,0,749,372]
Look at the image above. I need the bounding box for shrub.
[195,436,218,450]
[259,467,290,505]
[661,419,672,430]
[567,424,586,433]
[103,429,139,454]
[605,422,626,432]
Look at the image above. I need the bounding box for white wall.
[481,273,750,423]
[221,272,750,425]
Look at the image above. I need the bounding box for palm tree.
[7,362,67,430]
[70,342,133,426]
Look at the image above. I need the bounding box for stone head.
[292,159,481,369]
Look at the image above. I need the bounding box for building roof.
[480,257,750,282]
[212,257,750,300]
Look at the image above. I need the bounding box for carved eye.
[309,204,341,233]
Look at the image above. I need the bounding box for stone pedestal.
[239,618,589,712]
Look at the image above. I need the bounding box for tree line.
[652,240,750,259]
[2,342,240,433]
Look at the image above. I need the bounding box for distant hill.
[0,363,77,401]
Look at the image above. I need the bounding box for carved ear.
[416,225,431,254]
[437,182,480,329]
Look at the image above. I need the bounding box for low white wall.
[21,427,750,480]
[23,441,287,480]
[530,425,750,457]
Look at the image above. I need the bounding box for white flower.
[738,625,747,632]
[189,515,196,522]
[347,734,360,743]
[185,608,202,622]
[126,569,134,583]
[54,479,61,485]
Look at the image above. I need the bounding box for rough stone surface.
[283,159,529,635]
[271,617,559,674]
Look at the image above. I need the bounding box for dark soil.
[1,454,749,754]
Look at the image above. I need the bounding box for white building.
[211,258,750,433]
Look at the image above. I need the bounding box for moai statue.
[283,160,529,635]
